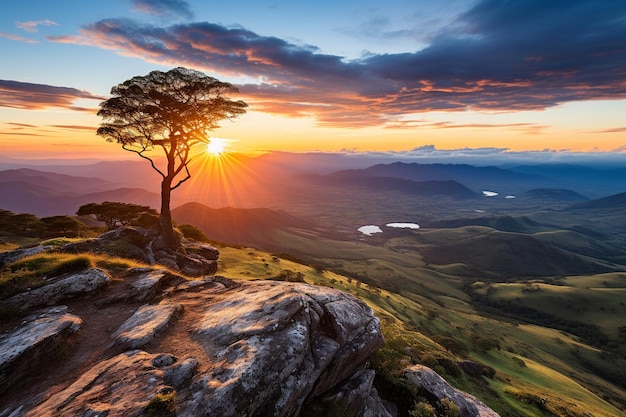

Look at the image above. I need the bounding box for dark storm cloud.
[49,0,626,127]
[0,80,103,110]
[132,0,194,20]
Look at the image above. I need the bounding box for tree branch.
[122,143,165,178]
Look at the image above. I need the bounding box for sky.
[1,0,626,164]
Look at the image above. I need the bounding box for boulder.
[127,268,182,302]
[23,350,184,417]
[404,365,500,417]
[0,245,52,267]
[0,306,81,395]
[111,303,183,350]
[2,268,110,311]
[8,279,384,417]
[182,281,384,416]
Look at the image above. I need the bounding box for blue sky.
[1,0,626,161]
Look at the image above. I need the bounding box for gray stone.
[0,245,52,267]
[0,306,81,394]
[111,303,183,349]
[302,369,376,417]
[5,277,386,417]
[180,281,383,417]
[2,268,110,311]
[23,350,172,417]
[164,357,199,387]
[404,365,500,417]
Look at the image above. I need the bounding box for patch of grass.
[0,254,94,299]
[40,237,86,247]
[0,231,39,250]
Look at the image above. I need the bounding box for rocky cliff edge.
[0,262,389,417]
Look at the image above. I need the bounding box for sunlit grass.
[0,252,147,300]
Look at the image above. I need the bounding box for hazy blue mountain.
[567,191,626,211]
[331,162,553,195]
[519,188,589,202]
[0,168,118,195]
[0,169,159,216]
[302,173,478,198]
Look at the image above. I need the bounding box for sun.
[206,137,228,155]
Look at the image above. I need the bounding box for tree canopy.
[97,67,247,247]
[77,202,158,230]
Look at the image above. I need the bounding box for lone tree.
[97,67,247,248]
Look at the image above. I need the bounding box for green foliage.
[272,269,306,282]
[410,401,436,417]
[177,224,210,242]
[77,201,158,230]
[134,211,160,228]
[432,336,470,357]
[143,391,176,417]
[0,211,43,237]
[470,334,501,352]
[511,356,527,368]
[439,398,460,417]
[40,215,84,238]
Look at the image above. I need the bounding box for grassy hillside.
[1,222,625,416]
[214,243,626,416]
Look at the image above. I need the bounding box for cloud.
[16,20,58,33]
[595,126,626,133]
[48,0,626,128]
[0,31,37,43]
[0,80,103,110]
[132,0,194,20]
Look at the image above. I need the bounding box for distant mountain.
[172,202,318,248]
[508,164,626,197]
[510,163,625,182]
[0,168,118,195]
[519,188,589,202]
[332,162,552,194]
[567,192,626,211]
[303,173,478,199]
[0,169,159,216]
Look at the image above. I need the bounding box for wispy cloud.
[0,31,37,43]
[16,19,58,33]
[0,80,103,110]
[131,0,193,20]
[594,126,626,133]
[46,0,626,128]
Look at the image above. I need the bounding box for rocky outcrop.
[3,268,110,311]
[0,265,387,417]
[58,226,220,276]
[0,306,81,396]
[404,365,500,417]
[0,245,51,267]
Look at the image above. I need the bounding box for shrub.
[272,270,306,282]
[177,224,210,242]
[410,401,436,417]
[439,398,460,417]
[143,391,176,417]
[432,336,469,357]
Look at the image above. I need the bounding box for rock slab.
[9,279,386,417]
[404,364,500,417]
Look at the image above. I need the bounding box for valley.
[1,154,626,416]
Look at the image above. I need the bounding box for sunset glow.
[206,138,228,156]
[0,1,625,163]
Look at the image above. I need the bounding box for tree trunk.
[159,176,179,248]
